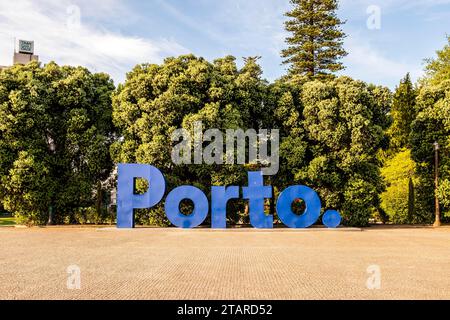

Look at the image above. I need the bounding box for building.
[14,40,39,65]
[14,52,39,65]
[1,40,39,71]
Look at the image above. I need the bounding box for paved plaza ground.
[1,226,449,300]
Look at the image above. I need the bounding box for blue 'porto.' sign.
[117,164,342,229]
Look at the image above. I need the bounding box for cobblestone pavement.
[1,226,449,300]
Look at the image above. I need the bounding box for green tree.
[410,37,450,223]
[270,77,391,226]
[387,73,418,151]
[111,54,268,226]
[424,36,450,86]
[408,177,415,221]
[380,149,418,224]
[281,0,347,79]
[437,179,450,209]
[0,62,115,225]
[410,80,450,222]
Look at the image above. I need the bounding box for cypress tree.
[281,0,347,79]
[388,73,418,151]
[407,177,415,222]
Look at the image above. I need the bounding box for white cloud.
[0,0,189,84]
[342,35,424,88]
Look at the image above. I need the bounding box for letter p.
[117,164,166,228]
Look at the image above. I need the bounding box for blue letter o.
[276,186,321,228]
[165,186,209,228]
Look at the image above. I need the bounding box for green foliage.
[111,54,268,226]
[424,36,450,86]
[380,149,419,224]
[0,56,394,228]
[113,55,391,227]
[4,23,450,229]
[0,62,115,225]
[281,0,347,79]
[70,206,112,225]
[411,58,450,222]
[387,73,418,151]
[408,177,415,221]
[0,217,16,226]
[269,77,391,227]
[437,178,450,209]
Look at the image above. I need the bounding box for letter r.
[117,164,166,228]
[211,186,239,229]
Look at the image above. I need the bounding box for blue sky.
[0,0,449,89]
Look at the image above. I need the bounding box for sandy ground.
[0,226,449,300]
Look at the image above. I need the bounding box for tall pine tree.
[281,0,347,79]
[387,73,417,151]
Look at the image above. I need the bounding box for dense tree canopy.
[377,37,450,224]
[111,55,268,225]
[0,62,115,225]
[269,77,391,226]
[408,38,450,222]
[112,55,391,227]
[379,75,419,224]
[380,149,418,224]
[1,38,448,227]
[387,73,417,152]
[411,79,450,222]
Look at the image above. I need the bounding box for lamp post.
[433,141,441,227]
[46,137,56,226]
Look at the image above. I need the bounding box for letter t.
[242,171,273,229]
